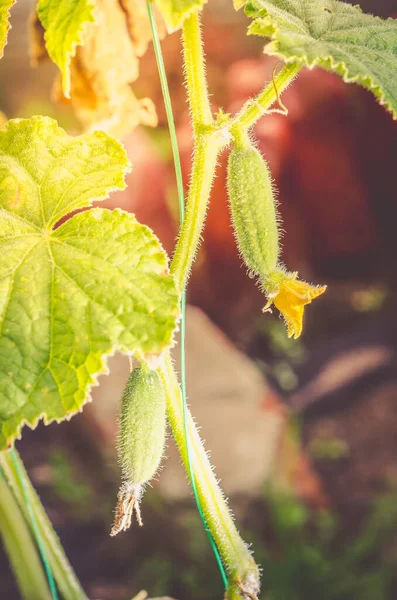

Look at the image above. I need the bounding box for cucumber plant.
[0,1,396,599]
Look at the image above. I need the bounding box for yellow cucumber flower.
[263,270,327,339]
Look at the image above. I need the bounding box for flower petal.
[263,270,327,338]
[274,296,305,338]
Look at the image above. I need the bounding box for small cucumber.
[111,364,166,535]
[227,136,280,281]
[227,130,326,339]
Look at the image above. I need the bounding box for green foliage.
[156,0,208,32]
[241,0,397,119]
[0,0,14,58]
[252,490,397,600]
[309,435,350,461]
[37,0,95,98]
[49,449,94,518]
[0,116,180,449]
[135,553,175,597]
[128,490,397,600]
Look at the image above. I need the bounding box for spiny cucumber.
[227,135,280,281]
[227,129,326,339]
[111,364,166,535]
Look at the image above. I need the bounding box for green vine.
[155,10,298,598]
[159,354,260,598]
[0,470,52,600]
[0,450,88,600]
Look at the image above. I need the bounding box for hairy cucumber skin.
[118,365,166,487]
[227,144,280,279]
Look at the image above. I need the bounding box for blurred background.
[1,0,397,598]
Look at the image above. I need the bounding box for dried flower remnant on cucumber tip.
[112,482,144,534]
[228,129,326,339]
[111,364,167,536]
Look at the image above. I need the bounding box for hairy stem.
[0,450,88,600]
[182,12,213,132]
[170,11,224,292]
[165,5,260,596]
[164,7,261,597]
[170,135,224,291]
[159,353,260,597]
[233,63,302,131]
[0,472,52,600]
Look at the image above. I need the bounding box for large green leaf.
[155,0,207,32]
[0,0,15,58]
[0,116,180,448]
[37,0,95,98]
[242,0,397,119]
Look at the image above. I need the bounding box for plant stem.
[170,135,224,291]
[159,353,260,598]
[166,7,260,597]
[233,62,302,131]
[171,11,225,292]
[0,450,88,600]
[182,13,213,132]
[0,472,52,600]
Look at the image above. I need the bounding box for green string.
[147,1,228,589]
[10,448,59,600]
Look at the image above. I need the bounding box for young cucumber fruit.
[111,364,166,535]
[227,136,280,281]
[227,132,326,339]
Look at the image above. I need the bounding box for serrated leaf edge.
[0,0,15,59]
[1,203,179,448]
[3,285,179,449]
[4,345,120,449]
[0,115,133,229]
[247,9,397,120]
[160,0,208,33]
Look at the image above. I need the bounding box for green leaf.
[243,0,397,119]
[37,0,96,98]
[0,116,180,449]
[155,0,207,32]
[0,0,15,58]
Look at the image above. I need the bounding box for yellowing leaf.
[244,0,397,119]
[0,116,180,449]
[0,0,15,58]
[155,0,208,33]
[37,0,96,98]
[30,9,48,66]
[33,0,161,137]
[120,0,166,57]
